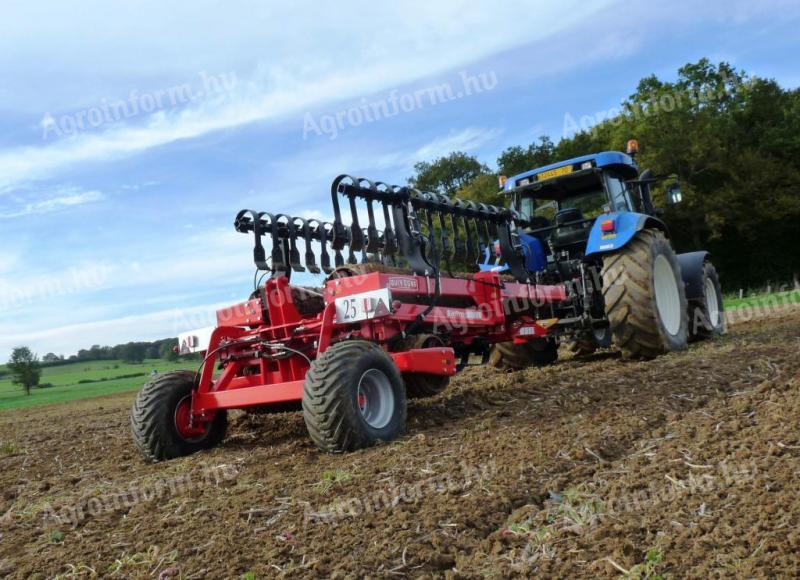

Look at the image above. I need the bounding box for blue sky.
[1,0,798,360]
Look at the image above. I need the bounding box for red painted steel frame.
[189,271,566,419]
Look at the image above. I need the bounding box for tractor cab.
[504,151,641,255]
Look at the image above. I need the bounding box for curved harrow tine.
[235,174,534,282]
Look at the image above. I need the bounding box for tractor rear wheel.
[488,338,558,371]
[689,261,725,340]
[302,341,407,452]
[398,334,450,399]
[131,370,227,462]
[601,229,688,359]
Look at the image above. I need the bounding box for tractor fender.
[676,251,710,301]
[585,212,669,256]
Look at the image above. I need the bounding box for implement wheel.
[303,341,407,452]
[601,229,688,359]
[489,338,558,371]
[398,334,450,399]
[565,326,612,356]
[131,370,227,462]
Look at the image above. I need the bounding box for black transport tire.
[601,229,689,359]
[404,373,450,398]
[689,261,726,340]
[488,338,558,371]
[397,334,450,399]
[565,326,612,356]
[131,370,227,462]
[302,341,407,453]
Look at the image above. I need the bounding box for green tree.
[8,347,41,396]
[159,340,179,362]
[497,136,556,176]
[456,173,505,206]
[408,152,489,196]
[120,343,146,364]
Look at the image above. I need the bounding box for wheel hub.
[653,254,682,336]
[705,276,720,328]
[356,369,395,429]
[174,395,210,440]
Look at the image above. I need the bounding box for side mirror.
[666,183,683,205]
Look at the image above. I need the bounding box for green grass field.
[723,288,800,310]
[0,359,192,412]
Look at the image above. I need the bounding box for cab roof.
[504,151,639,193]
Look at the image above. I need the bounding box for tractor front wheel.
[489,338,558,371]
[303,341,407,452]
[601,229,688,358]
[131,370,227,462]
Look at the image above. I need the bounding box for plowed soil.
[1,309,798,579]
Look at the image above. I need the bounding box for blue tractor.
[483,141,725,370]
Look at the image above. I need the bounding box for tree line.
[408,59,800,289]
[3,338,184,396]
[42,338,180,366]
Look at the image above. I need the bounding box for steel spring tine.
[462,217,477,263]
[330,176,353,268]
[360,227,371,262]
[293,216,319,274]
[434,208,451,272]
[259,212,287,273]
[474,203,491,252]
[375,182,397,261]
[396,187,435,276]
[273,214,304,272]
[381,203,396,259]
[356,178,382,255]
[234,209,254,233]
[449,208,464,263]
[341,179,364,256]
[421,206,439,269]
[320,222,335,273]
[463,200,482,260]
[450,198,467,262]
[330,175,354,255]
[477,203,496,248]
[235,209,270,270]
[429,193,452,267]
[406,188,424,236]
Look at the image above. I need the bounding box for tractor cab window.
[519,196,557,222]
[605,173,636,212]
[558,188,608,219]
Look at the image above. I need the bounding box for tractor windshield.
[519,185,610,225]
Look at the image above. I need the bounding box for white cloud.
[0,0,617,192]
[0,187,104,218]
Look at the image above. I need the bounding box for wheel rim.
[653,254,681,336]
[704,276,721,328]
[174,395,210,441]
[592,327,608,343]
[356,369,395,429]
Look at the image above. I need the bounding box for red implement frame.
[189,271,566,419]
